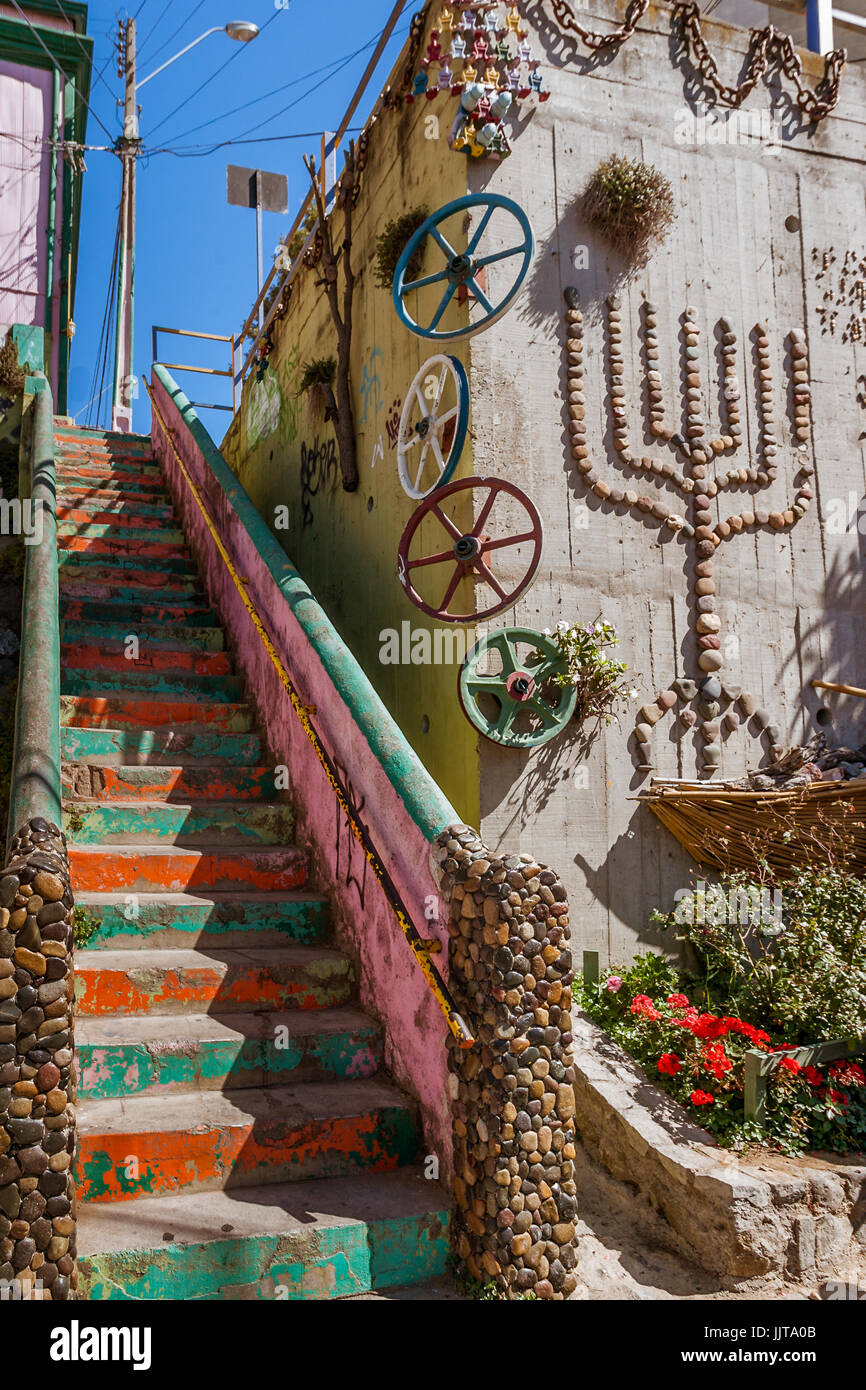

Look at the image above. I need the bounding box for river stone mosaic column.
[0,819,76,1301]
[436,826,578,1299]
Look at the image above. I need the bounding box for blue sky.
[70,0,411,432]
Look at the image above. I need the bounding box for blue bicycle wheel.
[393,194,535,342]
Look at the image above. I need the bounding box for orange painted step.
[61,695,254,732]
[69,844,309,893]
[61,644,231,677]
[57,535,189,561]
[74,945,355,1017]
[76,1080,419,1203]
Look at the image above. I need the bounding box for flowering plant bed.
[575,952,866,1156]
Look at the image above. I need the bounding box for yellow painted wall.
[221,45,482,824]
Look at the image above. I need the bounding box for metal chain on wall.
[546,0,649,51]
[673,1,846,121]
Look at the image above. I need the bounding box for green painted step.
[61,725,264,766]
[60,598,218,627]
[58,522,186,544]
[59,576,203,604]
[77,1007,383,1098]
[76,1172,450,1301]
[71,891,328,950]
[64,799,295,845]
[58,551,197,577]
[76,1079,421,1202]
[61,622,224,652]
[61,670,245,702]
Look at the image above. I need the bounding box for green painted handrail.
[151,364,458,843]
[7,378,62,844]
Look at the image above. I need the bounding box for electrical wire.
[6,0,117,144]
[164,25,399,146]
[85,211,121,431]
[135,0,173,62]
[145,7,283,141]
[51,0,120,122]
[137,0,210,69]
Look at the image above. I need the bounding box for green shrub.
[373,207,429,290]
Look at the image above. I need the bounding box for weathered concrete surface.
[573,1015,866,1288]
[77,1171,450,1301]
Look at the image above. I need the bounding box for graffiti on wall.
[359,347,384,425]
[300,436,339,527]
[334,758,368,908]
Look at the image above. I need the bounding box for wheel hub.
[454,534,480,561]
[448,252,473,282]
[414,417,431,439]
[506,671,536,702]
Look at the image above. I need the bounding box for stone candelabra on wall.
[436,824,578,1298]
[563,288,815,774]
[0,820,76,1301]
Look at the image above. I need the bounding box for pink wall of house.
[0,55,62,369]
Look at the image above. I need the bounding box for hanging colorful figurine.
[408,2,546,152]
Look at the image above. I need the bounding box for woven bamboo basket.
[639,779,866,877]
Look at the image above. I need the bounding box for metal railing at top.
[235,0,413,393]
[151,325,238,414]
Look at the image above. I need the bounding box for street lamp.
[112,20,260,431]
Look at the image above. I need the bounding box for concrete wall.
[469,0,866,965]
[223,1,866,969]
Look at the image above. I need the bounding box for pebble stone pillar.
[0,819,77,1301]
[436,825,579,1299]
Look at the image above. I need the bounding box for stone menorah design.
[563,289,814,773]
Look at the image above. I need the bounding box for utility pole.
[112,17,139,433]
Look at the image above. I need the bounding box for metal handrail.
[236,0,413,386]
[152,324,237,413]
[7,379,62,840]
[144,374,474,1049]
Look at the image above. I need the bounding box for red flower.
[673,1007,700,1029]
[804,1066,824,1087]
[657,1053,682,1076]
[829,1089,850,1108]
[777,1056,801,1075]
[691,1014,729,1041]
[630,994,661,1021]
[690,1090,715,1106]
[829,1061,865,1088]
[667,994,690,1009]
[723,1018,771,1048]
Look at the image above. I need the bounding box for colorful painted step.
[61,763,273,801]
[76,1080,420,1203]
[71,892,329,951]
[61,425,449,1300]
[76,1173,449,1301]
[74,944,356,1017]
[69,844,309,893]
[61,725,263,766]
[77,1007,383,1098]
[63,799,294,845]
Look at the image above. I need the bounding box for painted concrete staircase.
[55,424,449,1300]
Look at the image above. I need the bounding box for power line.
[150,127,364,157]
[136,0,172,61]
[145,7,283,141]
[138,0,209,69]
[51,0,119,123]
[6,0,117,144]
[165,27,395,146]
